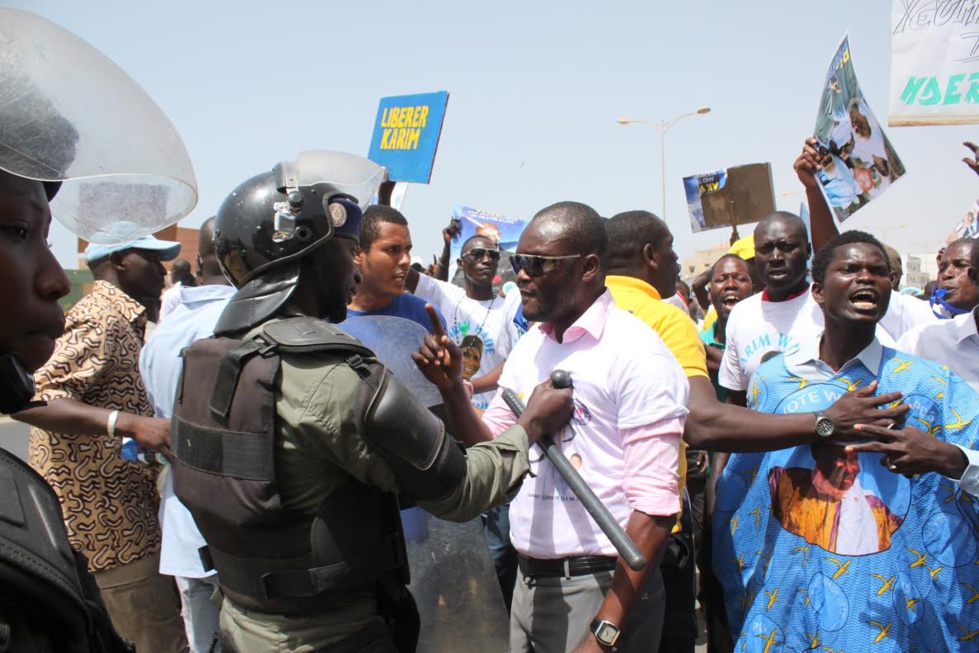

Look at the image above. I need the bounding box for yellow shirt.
[606,275,709,533]
[701,305,718,333]
[606,276,708,380]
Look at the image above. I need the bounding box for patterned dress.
[714,347,979,651]
[30,281,161,572]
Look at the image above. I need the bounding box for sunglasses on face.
[462,247,501,261]
[509,253,582,277]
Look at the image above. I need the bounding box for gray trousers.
[510,566,665,653]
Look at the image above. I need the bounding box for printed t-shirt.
[481,290,689,558]
[714,338,979,651]
[719,289,822,392]
[413,273,521,409]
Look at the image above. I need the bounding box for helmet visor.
[276,151,386,210]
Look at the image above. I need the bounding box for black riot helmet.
[213,151,386,334]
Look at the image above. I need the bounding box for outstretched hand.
[964,142,979,177]
[442,217,462,246]
[412,304,463,390]
[823,380,910,439]
[793,137,822,190]
[846,423,968,479]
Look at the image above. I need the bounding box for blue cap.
[84,235,181,263]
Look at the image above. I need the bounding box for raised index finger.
[425,304,448,343]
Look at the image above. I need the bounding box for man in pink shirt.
[415,201,688,653]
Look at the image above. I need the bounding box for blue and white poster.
[367,91,449,183]
[814,36,905,223]
[448,205,528,289]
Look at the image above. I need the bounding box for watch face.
[815,417,834,437]
[596,622,620,645]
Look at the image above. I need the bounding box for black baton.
[502,370,647,572]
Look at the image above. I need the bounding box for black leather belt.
[517,554,618,578]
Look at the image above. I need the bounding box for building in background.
[904,252,939,291]
[681,242,730,282]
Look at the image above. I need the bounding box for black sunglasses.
[463,247,501,261]
[509,253,582,277]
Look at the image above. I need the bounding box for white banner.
[890,0,979,126]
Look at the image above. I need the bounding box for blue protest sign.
[368,91,449,184]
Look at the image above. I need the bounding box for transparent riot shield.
[339,315,510,652]
[0,9,197,242]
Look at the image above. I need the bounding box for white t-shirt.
[720,287,904,392]
[878,292,936,342]
[719,290,823,392]
[481,291,688,558]
[413,274,521,409]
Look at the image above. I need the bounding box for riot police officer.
[171,151,573,653]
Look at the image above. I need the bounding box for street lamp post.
[617,106,710,220]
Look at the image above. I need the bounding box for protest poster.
[367,91,449,183]
[448,205,527,289]
[813,36,906,223]
[945,198,979,243]
[890,0,979,126]
[682,163,775,234]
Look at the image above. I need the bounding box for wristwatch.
[813,410,835,438]
[590,618,621,648]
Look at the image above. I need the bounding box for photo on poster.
[448,205,528,290]
[814,35,906,223]
[682,163,775,234]
[946,199,979,244]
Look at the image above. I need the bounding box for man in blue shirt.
[346,205,445,333]
[714,230,978,652]
[140,219,236,652]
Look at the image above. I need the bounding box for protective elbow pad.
[363,371,466,500]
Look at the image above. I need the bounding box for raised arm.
[794,137,838,252]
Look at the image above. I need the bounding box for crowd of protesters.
[3,3,975,652]
[6,134,975,653]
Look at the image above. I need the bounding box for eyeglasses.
[509,253,582,277]
[462,247,501,261]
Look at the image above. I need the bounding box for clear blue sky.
[18,0,978,270]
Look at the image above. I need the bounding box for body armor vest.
[170,317,408,616]
[0,447,132,652]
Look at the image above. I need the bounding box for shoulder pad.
[261,317,374,358]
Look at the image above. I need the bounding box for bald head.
[197,217,228,285]
[605,210,678,296]
[753,211,811,297]
[170,259,194,287]
[605,211,669,265]
[754,211,809,243]
[531,201,608,264]
[199,217,217,258]
[516,201,607,338]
